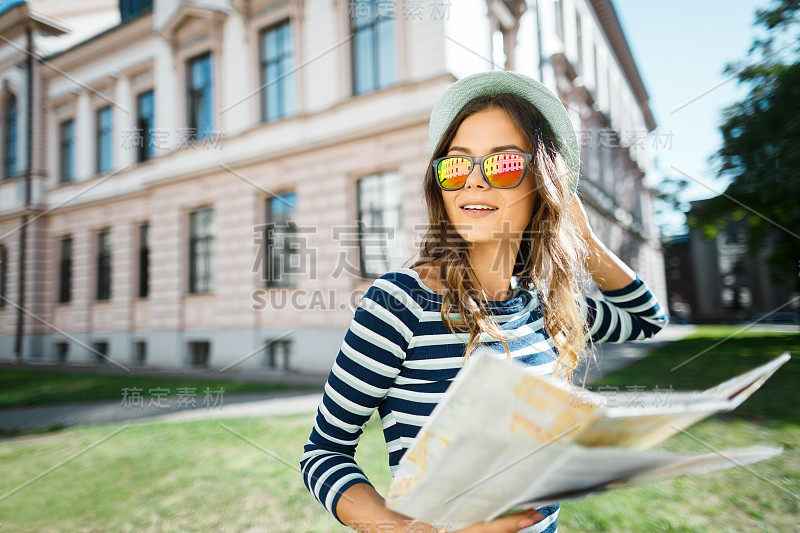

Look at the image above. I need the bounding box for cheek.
[441,192,458,219]
[504,182,537,229]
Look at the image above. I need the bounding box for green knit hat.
[428,70,580,195]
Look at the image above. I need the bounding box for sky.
[612,0,769,235]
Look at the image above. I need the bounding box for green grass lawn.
[0,326,797,532]
[0,368,316,409]
[586,326,799,424]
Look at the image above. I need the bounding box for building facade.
[664,201,798,324]
[0,0,666,373]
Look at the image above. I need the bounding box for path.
[0,324,696,432]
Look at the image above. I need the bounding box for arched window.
[4,94,17,179]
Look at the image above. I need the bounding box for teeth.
[462,204,497,210]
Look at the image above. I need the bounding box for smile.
[460,204,498,211]
[460,204,498,218]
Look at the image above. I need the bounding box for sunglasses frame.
[431,151,534,191]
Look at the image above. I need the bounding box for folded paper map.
[385,351,790,530]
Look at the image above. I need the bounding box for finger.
[494,509,544,532]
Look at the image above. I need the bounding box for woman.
[301,70,668,533]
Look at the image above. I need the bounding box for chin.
[453,228,495,243]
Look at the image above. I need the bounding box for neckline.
[393,267,525,307]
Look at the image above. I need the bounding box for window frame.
[95,105,113,175]
[136,90,155,162]
[92,341,109,364]
[120,0,153,22]
[350,1,396,95]
[138,222,150,298]
[188,341,211,367]
[4,93,17,180]
[135,340,147,365]
[188,207,214,294]
[58,237,72,303]
[575,11,583,75]
[263,192,299,288]
[0,244,7,307]
[264,338,291,371]
[187,52,213,141]
[55,341,69,363]
[554,0,564,40]
[59,119,75,183]
[259,19,295,123]
[356,171,404,279]
[96,229,112,301]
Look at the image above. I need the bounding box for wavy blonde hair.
[411,93,589,381]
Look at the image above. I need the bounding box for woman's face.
[441,107,537,244]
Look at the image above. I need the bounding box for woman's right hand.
[454,508,544,532]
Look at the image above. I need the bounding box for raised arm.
[569,195,669,343]
[570,195,636,291]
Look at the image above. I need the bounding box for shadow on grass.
[588,327,799,426]
[0,368,317,409]
[0,424,68,439]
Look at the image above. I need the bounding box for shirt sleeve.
[582,275,669,343]
[300,277,422,524]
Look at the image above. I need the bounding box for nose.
[464,161,487,190]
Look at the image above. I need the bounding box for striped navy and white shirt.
[301,267,668,532]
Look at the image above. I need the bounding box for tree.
[653,174,689,237]
[688,0,800,289]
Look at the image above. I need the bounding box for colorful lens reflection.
[483,153,526,187]
[437,157,471,190]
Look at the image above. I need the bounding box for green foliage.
[688,0,800,285]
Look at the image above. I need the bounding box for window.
[492,29,507,70]
[120,0,153,22]
[96,106,113,174]
[136,90,155,162]
[357,171,403,278]
[55,342,69,363]
[187,53,213,141]
[138,223,149,298]
[575,12,583,75]
[0,244,6,307]
[599,134,609,192]
[189,207,214,293]
[189,341,210,367]
[96,230,112,301]
[351,0,395,95]
[4,94,17,179]
[591,125,602,185]
[260,20,295,122]
[262,192,299,287]
[135,341,147,365]
[59,237,72,303]
[59,119,74,183]
[93,341,108,364]
[554,0,564,40]
[264,338,291,370]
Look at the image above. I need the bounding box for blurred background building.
[0,0,667,373]
[663,200,798,324]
